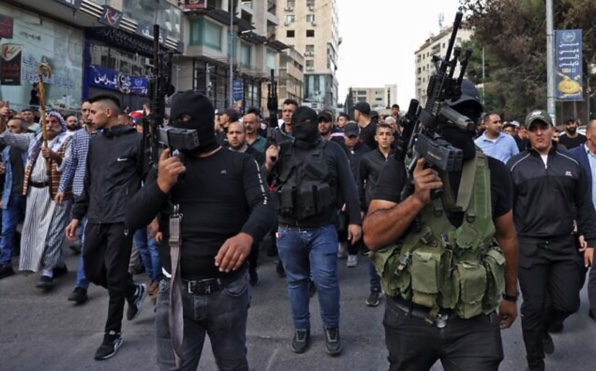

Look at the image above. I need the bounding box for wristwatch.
[502,292,518,302]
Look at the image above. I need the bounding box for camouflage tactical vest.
[370,151,506,319]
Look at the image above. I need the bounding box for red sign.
[0,15,14,39]
[185,0,208,10]
[0,43,22,85]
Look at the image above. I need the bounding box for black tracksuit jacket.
[507,144,596,247]
[72,125,143,224]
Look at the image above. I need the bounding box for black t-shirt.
[9,146,24,195]
[558,133,586,150]
[359,121,378,151]
[373,155,512,227]
[125,148,276,281]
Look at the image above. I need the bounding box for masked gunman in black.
[126,91,276,371]
[363,82,519,371]
[264,106,362,356]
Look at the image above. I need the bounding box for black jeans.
[384,297,503,371]
[589,265,596,318]
[83,222,136,334]
[517,237,583,371]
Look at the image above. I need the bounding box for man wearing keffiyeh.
[0,110,73,290]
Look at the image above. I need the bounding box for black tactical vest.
[273,140,335,220]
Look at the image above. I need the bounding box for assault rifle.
[143,25,198,177]
[143,25,175,175]
[397,11,474,198]
[266,69,279,161]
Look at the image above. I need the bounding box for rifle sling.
[440,156,477,212]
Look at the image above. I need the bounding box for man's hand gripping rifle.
[396,11,475,199]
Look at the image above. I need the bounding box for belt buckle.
[187,281,195,294]
[205,283,212,295]
[434,313,448,328]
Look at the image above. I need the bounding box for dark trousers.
[83,222,136,334]
[384,297,503,371]
[517,238,583,370]
[247,242,259,271]
[589,265,596,317]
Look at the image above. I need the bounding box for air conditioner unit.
[285,6,294,11]
[284,22,290,26]
[311,22,317,26]
[308,5,314,11]
[306,67,314,71]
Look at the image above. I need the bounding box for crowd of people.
[0,85,594,371]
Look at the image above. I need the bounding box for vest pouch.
[370,243,410,298]
[482,248,506,313]
[455,222,480,250]
[276,186,296,216]
[438,249,458,310]
[454,262,487,319]
[298,182,317,219]
[410,247,443,308]
[315,183,333,214]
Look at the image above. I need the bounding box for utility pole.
[228,0,235,108]
[205,62,212,100]
[546,0,556,121]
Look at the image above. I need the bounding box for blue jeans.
[369,258,381,292]
[0,195,26,267]
[134,228,163,283]
[155,272,250,371]
[75,217,89,289]
[276,224,340,330]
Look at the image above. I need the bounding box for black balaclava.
[170,90,218,154]
[292,106,321,147]
[440,80,484,161]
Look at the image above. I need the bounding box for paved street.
[1,239,595,371]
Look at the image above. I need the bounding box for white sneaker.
[337,242,348,259]
[346,254,358,267]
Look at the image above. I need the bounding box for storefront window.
[89,42,146,76]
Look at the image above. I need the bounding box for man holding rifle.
[362,12,518,370]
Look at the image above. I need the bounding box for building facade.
[0,0,183,113]
[276,0,339,111]
[351,84,398,112]
[278,46,304,107]
[414,24,473,107]
[176,0,288,114]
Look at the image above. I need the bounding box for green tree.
[459,0,596,121]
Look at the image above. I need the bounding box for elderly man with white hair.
[0,111,73,290]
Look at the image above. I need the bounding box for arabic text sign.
[136,24,168,45]
[555,29,583,101]
[52,0,82,10]
[88,65,147,96]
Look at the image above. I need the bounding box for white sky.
[336,0,462,107]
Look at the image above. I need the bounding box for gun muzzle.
[439,103,476,132]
